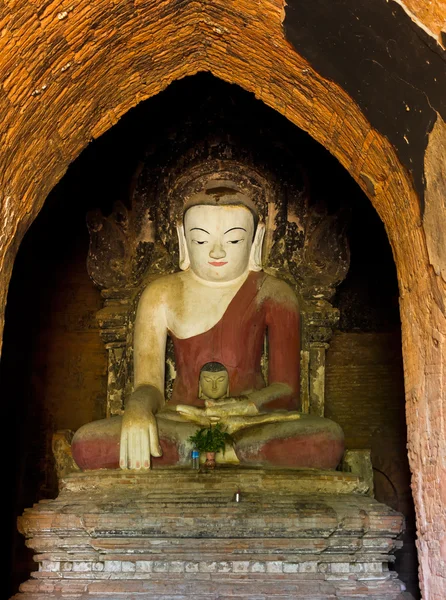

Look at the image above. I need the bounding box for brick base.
[14,469,407,599]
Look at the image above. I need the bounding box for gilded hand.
[204,397,259,418]
[175,404,214,426]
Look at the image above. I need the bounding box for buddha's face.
[199,369,229,400]
[184,205,255,282]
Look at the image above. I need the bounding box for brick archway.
[0,2,444,597]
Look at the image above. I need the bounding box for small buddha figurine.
[71,181,344,470]
[198,362,230,401]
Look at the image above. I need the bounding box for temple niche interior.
[4,74,418,598]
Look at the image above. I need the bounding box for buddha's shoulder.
[258,273,299,307]
[138,272,186,304]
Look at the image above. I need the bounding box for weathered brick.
[152,561,169,573]
[300,561,318,573]
[266,561,283,573]
[41,561,60,572]
[72,561,92,572]
[199,561,218,573]
[136,561,152,572]
[232,561,250,573]
[283,562,299,573]
[104,561,122,572]
[250,561,266,573]
[217,561,232,573]
[184,562,199,573]
[169,561,185,573]
[331,562,350,574]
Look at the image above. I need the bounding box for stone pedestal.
[15,469,406,599]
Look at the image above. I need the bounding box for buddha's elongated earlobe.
[249,223,265,272]
[176,225,190,271]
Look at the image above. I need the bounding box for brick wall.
[325,330,418,598]
[325,331,406,450]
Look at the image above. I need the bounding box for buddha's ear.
[176,224,190,271]
[249,222,265,272]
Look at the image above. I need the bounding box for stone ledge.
[20,492,404,541]
[59,466,370,495]
[16,573,406,599]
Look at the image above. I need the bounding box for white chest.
[167,276,246,339]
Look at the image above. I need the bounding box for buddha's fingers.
[131,428,152,469]
[285,413,301,420]
[224,416,251,435]
[119,428,129,470]
[129,428,139,469]
[140,429,151,469]
[175,405,211,426]
[175,404,201,416]
[148,416,162,458]
[224,412,301,435]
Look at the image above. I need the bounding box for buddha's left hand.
[204,397,259,418]
[175,404,214,425]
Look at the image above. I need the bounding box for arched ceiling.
[0,0,425,311]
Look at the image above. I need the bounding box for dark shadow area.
[2,73,418,599]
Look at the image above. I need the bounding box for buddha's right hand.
[119,386,163,470]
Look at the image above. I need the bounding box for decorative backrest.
[87,144,350,417]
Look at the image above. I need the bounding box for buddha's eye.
[217,376,226,383]
[192,240,208,245]
[227,239,244,245]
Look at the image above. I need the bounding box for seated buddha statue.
[71,181,344,470]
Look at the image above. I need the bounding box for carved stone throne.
[15,148,406,600]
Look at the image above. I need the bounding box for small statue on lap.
[72,181,344,471]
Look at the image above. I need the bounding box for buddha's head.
[199,362,229,400]
[177,180,265,283]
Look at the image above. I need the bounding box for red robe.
[168,271,300,410]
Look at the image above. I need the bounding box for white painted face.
[184,204,255,282]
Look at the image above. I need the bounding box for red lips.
[209,261,228,267]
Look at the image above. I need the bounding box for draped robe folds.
[71,271,345,470]
[168,271,300,410]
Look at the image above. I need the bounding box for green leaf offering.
[188,423,234,453]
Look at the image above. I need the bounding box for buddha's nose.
[209,243,226,259]
[212,379,218,390]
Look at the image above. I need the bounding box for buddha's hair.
[182,180,259,231]
[200,361,228,374]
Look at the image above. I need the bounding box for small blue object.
[191,450,200,470]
